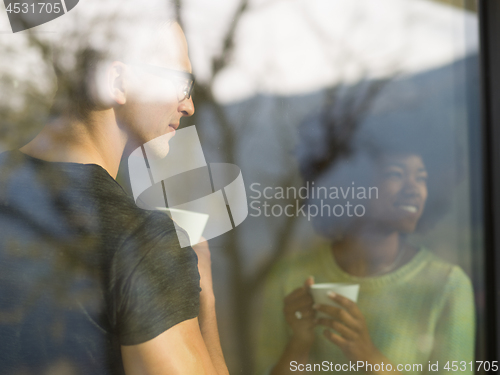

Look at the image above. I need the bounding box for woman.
[255,146,475,375]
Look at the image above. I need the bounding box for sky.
[0,0,478,106]
[181,0,478,103]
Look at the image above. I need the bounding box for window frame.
[478,0,500,361]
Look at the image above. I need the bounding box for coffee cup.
[310,283,360,318]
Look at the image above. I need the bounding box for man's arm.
[192,239,230,375]
[121,317,219,375]
[121,238,229,375]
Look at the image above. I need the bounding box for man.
[0,3,229,374]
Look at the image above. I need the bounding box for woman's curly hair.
[296,113,463,239]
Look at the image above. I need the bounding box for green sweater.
[255,245,475,375]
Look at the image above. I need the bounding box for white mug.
[310,283,360,318]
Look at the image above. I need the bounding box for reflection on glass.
[253,2,481,374]
[256,127,475,374]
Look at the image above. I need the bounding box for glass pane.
[0,0,484,374]
[231,1,483,374]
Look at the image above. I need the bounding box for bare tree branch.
[211,0,249,81]
[248,177,300,291]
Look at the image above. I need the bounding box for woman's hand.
[270,277,317,375]
[283,277,316,345]
[314,293,382,365]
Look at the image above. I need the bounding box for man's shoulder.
[0,149,183,247]
[0,149,123,197]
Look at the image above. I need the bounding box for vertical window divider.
[479,0,500,361]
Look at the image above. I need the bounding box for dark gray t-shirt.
[0,150,201,375]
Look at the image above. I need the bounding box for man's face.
[117,22,195,151]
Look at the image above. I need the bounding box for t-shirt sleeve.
[110,214,201,346]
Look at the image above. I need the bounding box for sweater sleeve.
[425,266,475,374]
[255,262,292,375]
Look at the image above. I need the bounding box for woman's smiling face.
[365,153,428,233]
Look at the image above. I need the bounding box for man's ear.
[88,60,128,108]
[108,61,127,105]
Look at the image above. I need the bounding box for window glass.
[0,0,484,374]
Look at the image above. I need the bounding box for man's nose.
[179,96,195,117]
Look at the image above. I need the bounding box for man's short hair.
[44,0,178,118]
